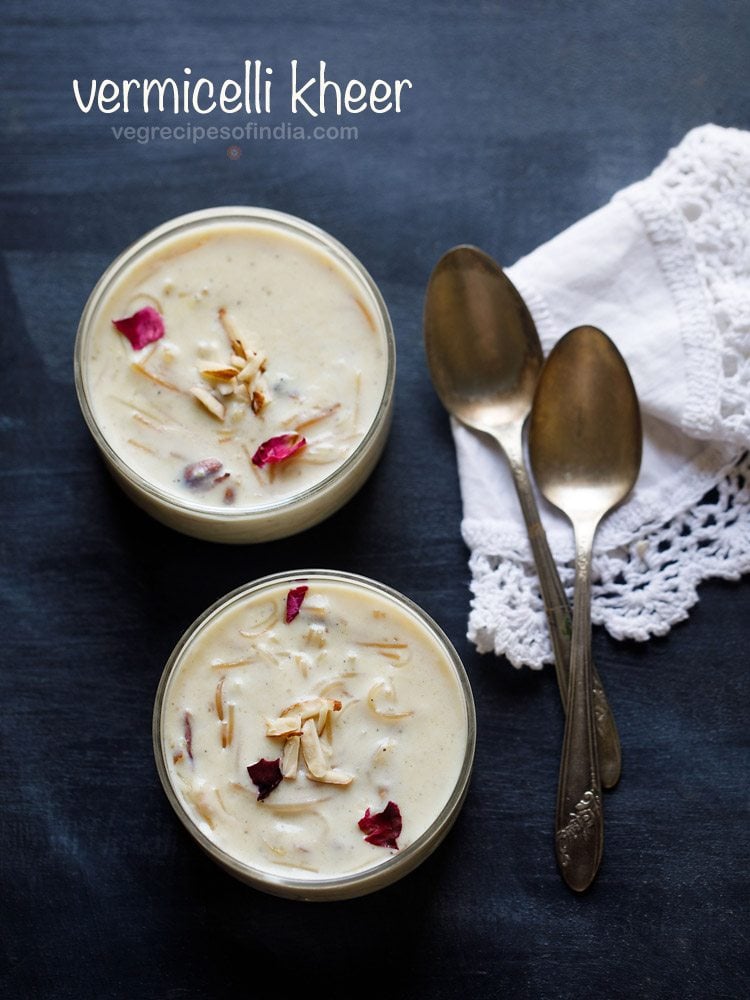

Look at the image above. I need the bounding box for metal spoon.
[423,245,622,788]
[529,325,642,892]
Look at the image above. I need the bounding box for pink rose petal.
[251,433,307,468]
[112,306,165,350]
[247,758,283,801]
[358,801,402,849]
[285,585,309,624]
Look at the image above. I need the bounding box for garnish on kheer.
[86,221,387,510]
[162,579,468,880]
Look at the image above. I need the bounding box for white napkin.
[456,124,750,668]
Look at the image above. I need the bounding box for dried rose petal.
[184,711,193,761]
[285,585,309,624]
[247,758,283,801]
[112,306,164,350]
[251,433,306,468]
[183,458,223,487]
[358,801,402,849]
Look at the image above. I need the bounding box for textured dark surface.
[1,2,748,998]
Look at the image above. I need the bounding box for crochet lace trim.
[465,126,750,668]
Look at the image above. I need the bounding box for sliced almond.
[282,697,342,723]
[230,353,248,369]
[190,385,225,421]
[316,705,329,736]
[281,735,301,779]
[300,718,329,779]
[266,714,302,738]
[306,768,354,786]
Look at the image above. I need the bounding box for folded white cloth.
[455,124,750,668]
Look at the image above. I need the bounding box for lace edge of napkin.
[616,123,750,449]
[465,125,750,669]
[464,447,750,671]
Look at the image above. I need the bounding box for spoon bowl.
[424,245,542,431]
[529,324,642,892]
[530,327,642,520]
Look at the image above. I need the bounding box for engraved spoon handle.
[501,429,621,789]
[555,521,603,892]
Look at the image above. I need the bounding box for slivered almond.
[230,353,248,369]
[218,307,247,359]
[190,385,225,421]
[281,735,301,778]
[201,366,239,383]
[250,388,269,415]
[237,355,265,383]
[266,714,302,738]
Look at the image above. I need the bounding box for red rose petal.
[112,306,165,350]
[285,585,309,623]
[247,758,283,801]
[183,458,223,487]
[358,801,402,849]
[251,433,306,468]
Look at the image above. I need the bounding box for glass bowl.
[153,570,476,900]
[74,208,395,542]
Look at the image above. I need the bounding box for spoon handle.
[503,437,621,788]
[555,524,603,892]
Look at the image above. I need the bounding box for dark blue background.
[1,2,748,997]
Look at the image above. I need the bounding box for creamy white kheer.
[155,573,474,897]
[76,209,394,541]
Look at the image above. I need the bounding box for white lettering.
[72,79,97,113]
[291,60,318,117]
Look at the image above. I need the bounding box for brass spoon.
[529,325,642,892]
[423,245,622,788]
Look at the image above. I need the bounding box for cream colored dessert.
[79,213,391,538]
[158,575,471,886]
